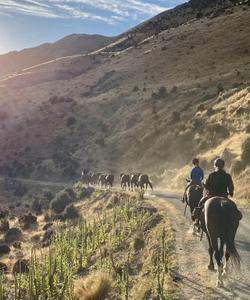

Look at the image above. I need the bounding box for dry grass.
[74,272,112,300]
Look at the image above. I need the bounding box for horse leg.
[213,237,224,287]
[222,248,230,277]
[207,233,215,271]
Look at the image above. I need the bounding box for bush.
[67,116,77,127]
[73,182,94,200]
[193,118,203,129]
[217,83,224,94]
[19,213,37,230]
[32,198,43,215]
[50,189,75,214]
[74,272,111,300]
[57,204,79,221]
[151,86,167,99]
[246,124,250,133]
[158,86,167,98]
[133,234,145,251]
[14,183,28,197]
[5,228,22,244]
[43,191,54,201]
[241,138,250,166]
[197,104,205,111]
[207,107,216,116]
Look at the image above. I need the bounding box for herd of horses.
[81,171,153,191]
[184,185,243,287]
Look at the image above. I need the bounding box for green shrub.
[67,116,76,127]
[50,189,75,214]
[73,182,94,200]
[61,204,79,220]
[151,86,167,99]
[158,86,167,98]
[133,234,145,251]
[207,107,215,116]
[217,83,224,94]
[43,191,54,201]
[32,198,43,215]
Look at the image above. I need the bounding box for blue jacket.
[190,166,204,184]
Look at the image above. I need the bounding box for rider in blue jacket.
[183,158,204,202]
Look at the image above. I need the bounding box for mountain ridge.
[0,33,115,79]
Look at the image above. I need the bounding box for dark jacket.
[205,169,234,197]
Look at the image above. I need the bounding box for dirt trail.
[146,191,250,300]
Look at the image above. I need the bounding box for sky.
[0,0,185,54]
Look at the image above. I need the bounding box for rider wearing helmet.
[183,158,204,202]
[194,158,234,211]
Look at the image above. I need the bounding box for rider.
[183,158,204,202]
[193,158,234,219]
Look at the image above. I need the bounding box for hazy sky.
[0,0,185,54]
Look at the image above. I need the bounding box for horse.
[90,173,101,185]
[81,171,91,186]
[98,174,107,188]
[138,174,153,190]
[105,174,114,189]
[185,185,203,231]
[203,197,242,287]
[130,173,140,191]
[120,174,130,190]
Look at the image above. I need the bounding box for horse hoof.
[208,265,215,271]
[216,281,223,288]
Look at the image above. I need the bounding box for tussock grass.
[74,272,112,300]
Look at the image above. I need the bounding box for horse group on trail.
[81,169,153,191]
[120,173,153,191]
[183,158,242,287]
[81,170,114,189]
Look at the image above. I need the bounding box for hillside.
[0,34,114,79]
[0,187,176,299]
[0,1,249,198]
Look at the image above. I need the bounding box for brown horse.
[120,174,130,190]
[105,174,114,189]
[185,185,203,223]
[98,174,107,188]
[203,197,242,287]
[138,174,153,190]
[130,173,140,191]
[81,171,91,186]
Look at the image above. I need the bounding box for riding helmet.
[192,158,199,164]
[214,158,225,169]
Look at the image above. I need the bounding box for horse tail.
[223,203,241,269]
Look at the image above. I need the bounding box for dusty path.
[146,191,250,300]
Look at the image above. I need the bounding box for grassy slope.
[0,5,249,195]
[0,189,177,299]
